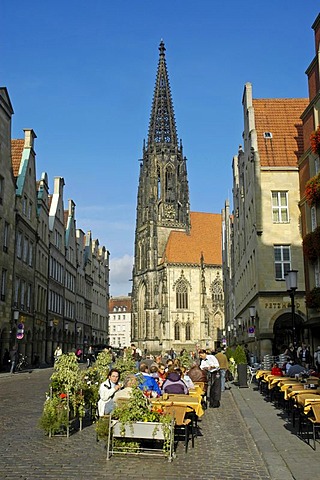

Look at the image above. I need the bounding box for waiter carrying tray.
[199,349,221,408]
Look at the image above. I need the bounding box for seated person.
[287,362,309,378]
[157,363,166,383]
[180,366,195,389]
[162,367,189,395]
[114,374,137,405]
[271,362,283,377]
[136,363,161,397]
[188,362,208,387]
[98,368,122,416]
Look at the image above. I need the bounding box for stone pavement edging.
[231,383,320,480]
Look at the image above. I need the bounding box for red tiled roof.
[163,211,222,265]
[253,98,308,167]
[11,139,24,176]
[109,297,132,312]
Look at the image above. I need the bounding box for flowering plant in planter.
[310,125,320,156]
[303,231,318,263]
[305,173,320,206]
[96,385,172,454]
[306,287,320,309]
[39,353,85,435]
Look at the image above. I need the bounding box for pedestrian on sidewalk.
[53,345,62,363]
[314,346,320,372]
[9,346,17,374]
[215,347,229,392]
[199,349,221,408]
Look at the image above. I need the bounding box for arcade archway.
[273,312,304,355]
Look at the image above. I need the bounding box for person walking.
[9,346,17,374]
[314,346,320,372]
[215,347,229,392]
[199,348,221,408]
[54,345,62,363]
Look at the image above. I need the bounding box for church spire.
[147,40,178,146]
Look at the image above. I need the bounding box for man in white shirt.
[199,349,221,408]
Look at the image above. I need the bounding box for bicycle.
[16,354,28,371]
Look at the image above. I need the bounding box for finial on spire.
[159,40,166,56]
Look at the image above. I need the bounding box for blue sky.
[1,1,318,296]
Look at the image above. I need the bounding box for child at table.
[271,362,283,377]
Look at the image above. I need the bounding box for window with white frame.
[311,206,317,231]
[274,245,291,280]
[3,222,9,252]
[1,269,7,301]
[16,231,22,259]
[315,259,320,288]
[0,176,4,204]
[14,277,20,306]
[272,191,289,223]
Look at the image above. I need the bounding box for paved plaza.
[0,369,319,479]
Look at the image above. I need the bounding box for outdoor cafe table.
[294,391,320,414]
[256,370,271,380]
[151,394,204,417]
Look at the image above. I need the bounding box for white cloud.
[109,254,134,297]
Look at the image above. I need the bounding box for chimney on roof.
[23,129,37,149]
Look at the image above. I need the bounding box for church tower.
[132,41,190,351]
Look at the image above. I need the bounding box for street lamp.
[285,269,298,349]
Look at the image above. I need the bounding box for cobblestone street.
[0,369,271,480]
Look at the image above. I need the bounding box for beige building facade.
[224,83,308,359]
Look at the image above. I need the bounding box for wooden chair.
[306,403,320,450]
[164,405,195,452]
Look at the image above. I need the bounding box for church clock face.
[164,204,175,220]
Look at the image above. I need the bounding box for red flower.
[305,173,320,206]
[310,126,320,156]
[59,393,67,399]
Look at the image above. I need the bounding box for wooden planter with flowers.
[302,229,320,263]
[97,386,174,461]
[305,173,320,206]
[306,287,320,310]
[310,125,320,157]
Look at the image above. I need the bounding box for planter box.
[112,420,166,440]
[107,420,174,461]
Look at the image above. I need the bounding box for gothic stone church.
[132,42,224,354]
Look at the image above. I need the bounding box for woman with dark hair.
[98,368,122,416]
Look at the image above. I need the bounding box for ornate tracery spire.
[147,40,178,146]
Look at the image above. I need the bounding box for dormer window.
[263,132,273,139]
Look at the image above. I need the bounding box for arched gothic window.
[174,323,180,340]
[165,166,174,203]
[185,323,191,341]
[212,279,223,303]
[157,166,161,200]
[176,280,188,309]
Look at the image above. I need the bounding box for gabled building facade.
[224,83,308,359]
[109,296,132,348]
[132,42,224,353]
[0,88,16,361]
[299,13,320,350]
[0,86,110,369]
[12,129,38,362]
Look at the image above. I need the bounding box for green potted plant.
[39,352,85,436]
[233,345,248,388]
[96,385,173,459]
